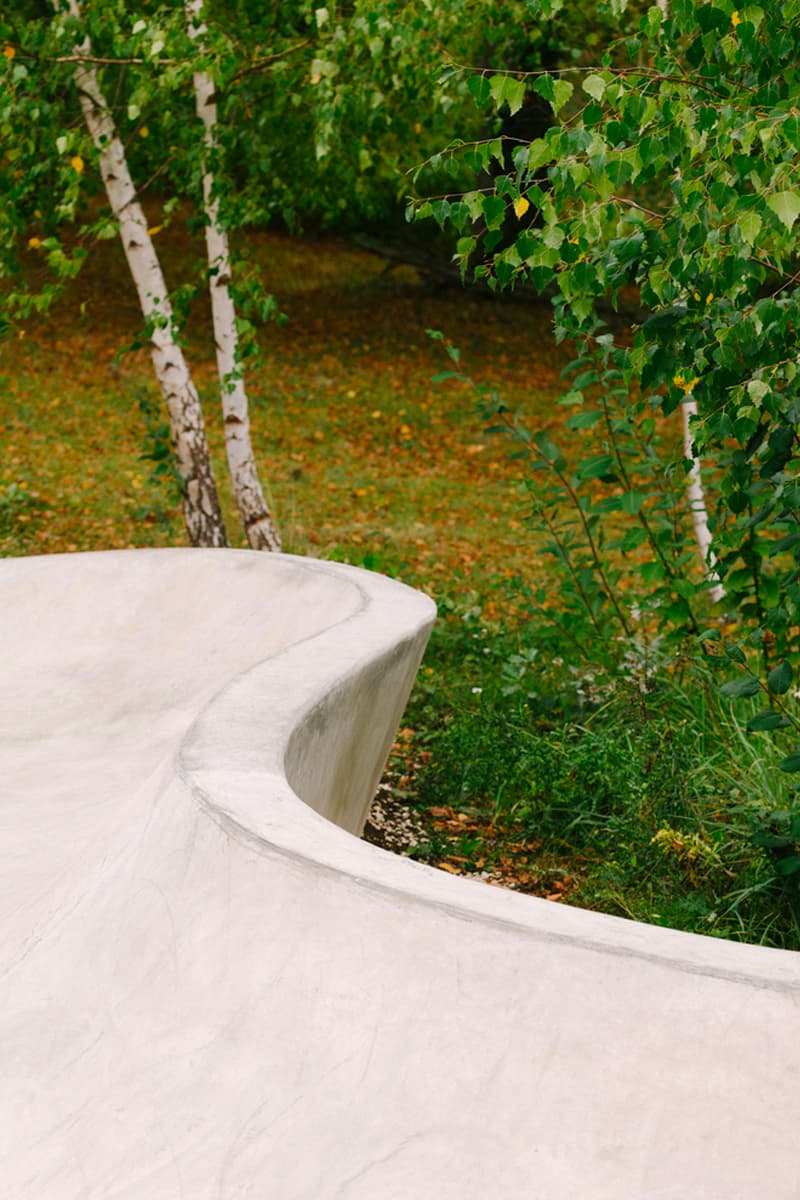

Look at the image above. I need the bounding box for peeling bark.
[187,0,282,552]
[58,0,227,548]
[655,0,722,603]
[683,398,724,604]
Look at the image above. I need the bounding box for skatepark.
[3,548,800,1198]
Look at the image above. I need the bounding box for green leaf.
[619,489,644,515]
[737,210,762,247]
[784,115,800,151]
[766,190,800,232]
[752,829,793,848]
[747,379,769,405]
[566,410,602,430]
[697,628,721,643]
[582,74,606,102]
[779,752,800,772]
[775,855,800,876]
[768,659,793,695]
[719,677,760,698]
[533,75,555,103]
[576,454,615,480]
[533,431,565,467]
[552,80,574,114]
[490,74,526,117]
[467,75,491,108]
[482,194,506,230]
[741,5,765,26]
[747,710,789,732]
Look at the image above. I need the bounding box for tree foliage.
[424,0,800,657]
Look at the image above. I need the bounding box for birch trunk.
[655,0,722,601]
[187,1,282,551]
[59,0,227,548]
[683,398,724,604]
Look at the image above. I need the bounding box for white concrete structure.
[2,548,800,1199]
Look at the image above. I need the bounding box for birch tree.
[424,0,800,654]
[55,0,228,548]
[4,0,599,553]
[186,0,280,551]
[657,0,722,604]
[1,0,502,548]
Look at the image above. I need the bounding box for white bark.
[656,0,722,603]
[187,1,282,551]
[59,0,227,548]
[683,398,724,603]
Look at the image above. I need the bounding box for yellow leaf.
[70,155,84,174]
[147,225,163,237]
[513,196,531,219]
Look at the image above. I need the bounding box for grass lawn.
[4,220,798,949]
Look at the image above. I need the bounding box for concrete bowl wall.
[2,548,800,1199]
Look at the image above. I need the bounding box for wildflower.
[27,236,41,249]
[70,155,84,175]
[3,45,15,60]
[471,686,483,695]
[731,9,742,26]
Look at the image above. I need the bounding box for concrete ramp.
[2,549,799,1199]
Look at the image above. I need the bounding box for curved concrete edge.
[180,553,435,838]
[179,558,800,993]
[5,544,800,994]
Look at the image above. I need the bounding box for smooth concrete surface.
[3,548,800,1199]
